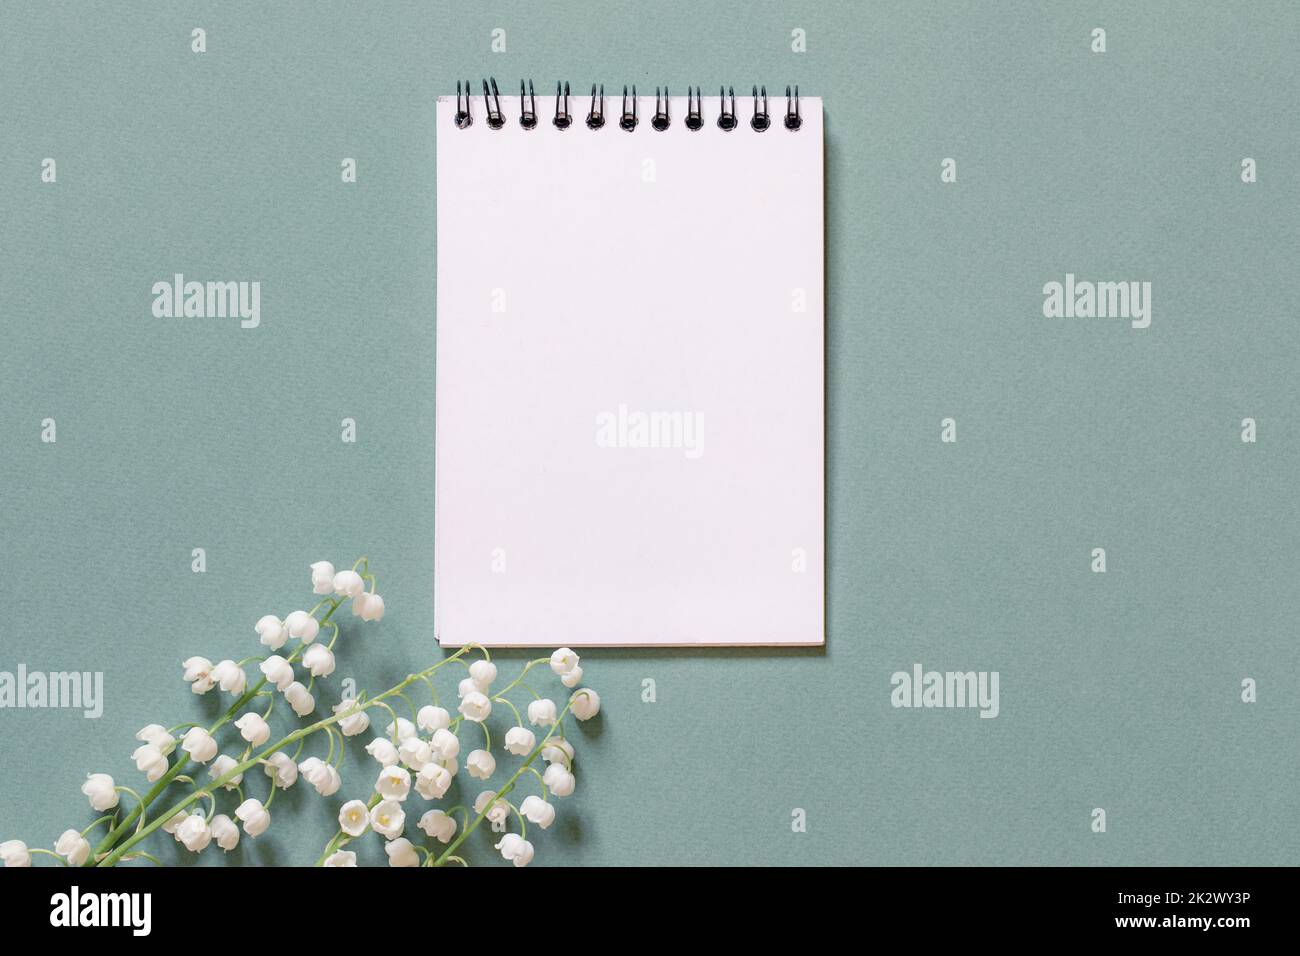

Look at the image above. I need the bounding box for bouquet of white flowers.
[0,558,599,868]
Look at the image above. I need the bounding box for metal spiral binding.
[619,85,638,131]
[652,87,671,131]
[481,77,504,129]
[554,82,572,130]
[751,85,770,132]
[785,85,802,131]
[587,84,605,130]
[519,80,537,129]
[685,87,703,131]
[454,80,473,128]
[717,86,738,131]
[457,79,803,133]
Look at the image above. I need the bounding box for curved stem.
[430,698,574,866]
[87,595,349,865]
[81,815,117,838]
[102,650,471,866]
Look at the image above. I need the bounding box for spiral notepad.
[435,81,824,647]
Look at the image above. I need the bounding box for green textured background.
[1,1,1297,866]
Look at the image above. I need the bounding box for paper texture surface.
[435,95,824,646]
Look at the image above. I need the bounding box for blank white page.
[435,93,823,647]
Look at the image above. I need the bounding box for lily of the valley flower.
[333,699,370,737]
[549,647,580,676]
[528,698,558,727]
[416,705,450,733]
[284,610,320,644]
[414,762,452,800]
[207,754,244,790]
[385,717,418,742]
[161,811,187,835]
[176,813,211,852]
[338,799,370,837]
[323,850,357,867]
[55,829,90,866]
[543,763,576,797]
[81,773,119,812]
[352,591,385,621]
[469,659,497,691]
[181,726,218,763]
[182,656,215,694]
[332,569,364,598]
[135,724,176,755]
[210,814,240,851]
[385,837,420,867]
[302,644,336,678]
[263,752,298,789]
[504,726,536,756]
[299,757,342,796]
[561,666,584,688]
[398,736,432,771]
[0,840,31,867]
[211,659,247,696]
[473,790,511,827]
[365,737,399,767]
[235,798,270,837]
[570,688,601,721]
[255,615,288,650]
[284,681,315,717]
[259,655,295,691]
[310,561,336,595]
[417,809,457,843]
[235,712,271,747]
[458,691,491,722]
[132,744,169,782]
[466,749,496,780]
[429,727,460,761]
[375,765,411,801]
[369,799,405,839]
[520,794,556,829]
[541,738,575,767]
[495,832,535,867]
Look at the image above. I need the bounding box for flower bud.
[55,829,90,866]
[527,698,557,727]
[210,814,240,851]
[302,643,335,678]
[81,773,119,812]
[181,726,218,764]
[255,615,288,650]
[466,749,496,780]
[182,656,215,694]
[570,688,601,721]
[417,809,457,843]
[284,610,320,644]
[504,726,536,756]
[520,794,556,829]
[385,837,420,867]
[235,798,270,837]
[234,712,271,747]
[332,569,364,598]
[284,681,315,717]
[310,561,336,595]
[259,655,295,692]
[416,705,450,733]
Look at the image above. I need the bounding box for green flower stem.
[493,659,549,698]
[87,597,349,865]
[81,815,117,838]
[430,699,574,867]
[100,649,471,867]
